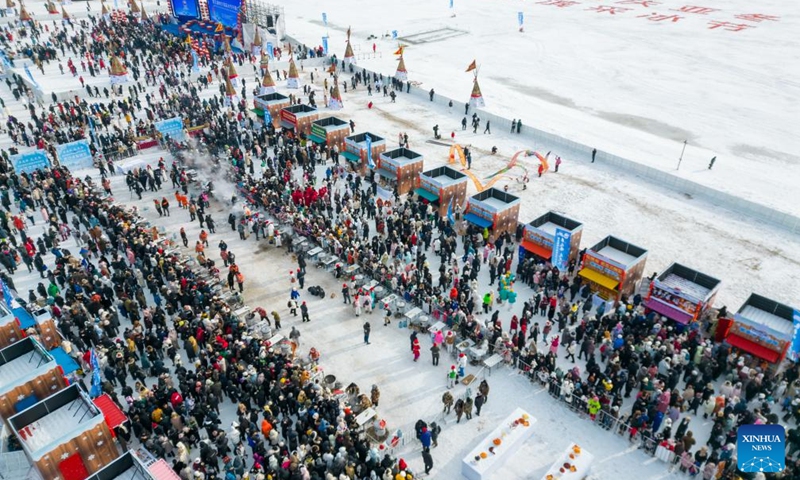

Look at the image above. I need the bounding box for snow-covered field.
[2,2,800,478]
[277,0,800,217]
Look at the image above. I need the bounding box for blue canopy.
[13,307,36,330]
[49,346,80,375]
[464,212,492,228]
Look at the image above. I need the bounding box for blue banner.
[322,36,328,55]
[449,0,453,9]
[392,30,398,39]
[791,310,800,362]
[1,277,14,308]
[518,12,524,26]
[24,64,40,89]
[154,116,186,141]
[447,198,455,225]
[552,227,571,270]
[365,135,374,169]
[322,12,327,26]
[90,349,102,398]
[55,139,94,170]
[170,0,199,18]
[207,0,242,28]
[11,150,50,174]
[266,42,274,59]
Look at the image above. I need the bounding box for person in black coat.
[422,448,433,474]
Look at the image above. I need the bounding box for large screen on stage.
[207,0,242,27]
[170,0,199,18]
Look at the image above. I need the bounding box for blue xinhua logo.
[737,424,785,473]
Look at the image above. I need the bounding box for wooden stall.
[416,166,469,219]
[0,302,24,350]
[0,338,68,425]
[519,211,583,267]
[279,104,319,137]
[376,147,424,195]
[34,308,61,350]
[343,132,386,176]
[578,236,648,301]
[464,188,521,239]
[725,293,797,365]
[645,263,721,325]
[10,385,120,480]
[253,92,290,129]
[309,117,349,150]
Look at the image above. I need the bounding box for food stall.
[279,104,319,137]
[0,338,68,424]
[309,117,349,150]
[343,132,386,176]
[645,263,721,325]
[9,385,120,479]
[253,92,290,129]
[578,236,648,301]
[0,302,24,350]
[416,166,468,219]
[376,147,424,195]
[725,293,797,364]
[461,408,536,480]
[465,188,521,239]
[519,211,583,266]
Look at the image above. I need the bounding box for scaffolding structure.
[244,0,285,37]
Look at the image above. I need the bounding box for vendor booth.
[33,307,61,350]
[0,338,68,424]
[343,132,386,176]
[520,211,583,267]
[9,385,120,480]
[417,166,468,219]
[0,302,23,350]
[309,117,349,149]
[645,263,721,325]
[253,92,290,129]
[725,293,796,364]
[465,188,521,238]
[376,147,423,195]
[279,104,319,137]
[578,236,648,301]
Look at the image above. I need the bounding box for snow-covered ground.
[2,3,799,478]
[277,0,800,217]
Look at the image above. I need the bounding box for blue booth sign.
[552,227,572,270]
[11,150,50,174]
[55,139,94,170]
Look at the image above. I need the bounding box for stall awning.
[521,240,552,260]
[578,268,619,291]
[149,459,183,480]
[309,133,326,144]
[726,334,781,363]
[93,394,128,431]
[251,108,265,117]
[376,168,396,180]
[342,151,361,163]
[645,298,694,325]
[49,346,80,375]
[464,213,492,229]
[280,120,295,130]
[13,307,36,330]
[415,188,439,202]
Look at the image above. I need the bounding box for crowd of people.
[0,7,797,480]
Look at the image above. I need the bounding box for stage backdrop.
[207,0,242,27]
[170,0,199,18]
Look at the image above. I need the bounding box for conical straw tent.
[261,69,275,87]
[343,25,356,65]
[225,76,236,96]
[227,57,238,79]
[286,55,300,88]
[19,4,32,21]
[140,2,148,20]
[101,1,109,15]
[61,5,69,19]
[223,35,232,55]
[469,77,485,107]
[6,0,15,10]
[253,28,262,49]
[329,79,343,110]
[109,55,127,75]
[395,55,408,81]
[129,0,140,14]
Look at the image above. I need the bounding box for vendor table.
[428,321,446,336]
[541,443,594,480]
[372,285,386,299]
[395,301,407,314]
[355,407,377,427]
[404,307,422,321]
[469,346,488,362]
[483,354,504,376]
[345,264,359,275]
[456,339,474,358]
[354,275,365,287]
[461,408,536,480]
[266,333,286,347]
[415,315,430,329]
[364,280,378,291]
[382,294,397,308]
[307,246,324,259]
[320,255,337,270]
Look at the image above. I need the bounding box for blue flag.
[24,64,40,89]
[191,50,200,73]
[392,30,398,39]
[322,36,329,55]
[1,278,15,308]
[90,349,102,397]
[365,135,375,169]
[449,0,454,8]
[447,198,455,225]
[322,13,327,26]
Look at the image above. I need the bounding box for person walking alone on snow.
[363,321,371,345]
